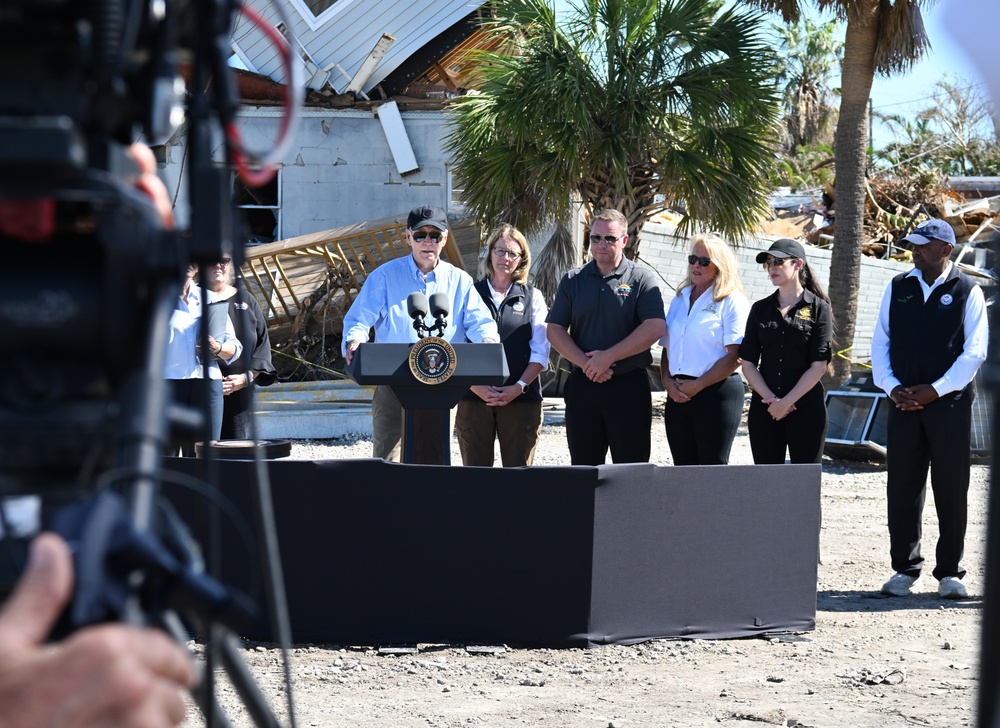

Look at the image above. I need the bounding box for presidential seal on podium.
[409,337,457,384]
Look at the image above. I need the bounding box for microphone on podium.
[428,292,450,336]
[407,292,429,335]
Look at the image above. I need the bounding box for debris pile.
[766,168,999,278]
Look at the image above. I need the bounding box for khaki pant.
[455,399,543,467]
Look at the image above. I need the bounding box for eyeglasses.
[412,231,443,243]
[215,258,232,268]
[762,257,793,269]
[589,234,624,246]
[688,255,712,267]
[492,249,521,260]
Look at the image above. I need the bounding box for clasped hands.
[581,350,615,383]
[222,373,249,396]
[890,383,938,411]
[761,395,796,421]
[472,384,520,406]
[664,378,704,403]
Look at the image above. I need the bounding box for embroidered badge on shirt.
[702,302,718,314]
[795,306,812,321]
[512,301,525,313]
[940,293,954,306]
[614,283,632,298]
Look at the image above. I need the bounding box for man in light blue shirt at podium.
[342,205,498,461]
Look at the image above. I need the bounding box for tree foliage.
[447,0,782,259]
[875,78,1000,177]
[774,16,842,154]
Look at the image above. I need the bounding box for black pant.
[169,378,224,456]
[564,368,652,465]
[222,385,253,440]
[747,383,827,464]
[663,374,745,465]
[886,390,972,580]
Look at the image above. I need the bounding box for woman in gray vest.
[456,224,550,466]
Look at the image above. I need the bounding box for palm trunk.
[581,170,657,261]
[828,3,879,388]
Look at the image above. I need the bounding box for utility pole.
[867,97,874,175]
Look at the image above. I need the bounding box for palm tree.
[775,16,842,153]
[745,0,934,385]
[448,0,782,260]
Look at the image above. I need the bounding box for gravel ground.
[185,398,990,728]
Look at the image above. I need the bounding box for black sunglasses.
[762,257,793,269]
[589,234,623,245]
[688,255,712,267]
[412,231,443,243]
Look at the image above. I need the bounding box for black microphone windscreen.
[407,292,429,319]
[429,292,450,318]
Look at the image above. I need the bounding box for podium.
[346,342,508,464]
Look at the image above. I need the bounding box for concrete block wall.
[637,220,911,364]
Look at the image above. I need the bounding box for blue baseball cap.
[902,219,956,246]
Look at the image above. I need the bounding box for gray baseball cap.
[407,205,449,232]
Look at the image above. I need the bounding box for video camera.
[0,1,293,724]
[0,0,232,487]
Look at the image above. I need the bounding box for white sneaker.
[938,577,968,599]
[881,572,922,596]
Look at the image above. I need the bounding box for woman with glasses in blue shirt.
[659,235,750,465]
[740,238,833,464]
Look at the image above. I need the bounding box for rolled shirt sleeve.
[529,290,551,367]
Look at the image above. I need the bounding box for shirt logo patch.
[795,306,811,321]
[702,302,718,314]
[614,283,632,298]
[512,301,525,313]
[940,293,954,306]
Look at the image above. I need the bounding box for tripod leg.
[218,629,284,728]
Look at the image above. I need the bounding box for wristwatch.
[516,379,528,394]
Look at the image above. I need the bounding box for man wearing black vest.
[872,219,988,599]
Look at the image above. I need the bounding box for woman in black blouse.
[739,239,833,464]
[202,258,277,439]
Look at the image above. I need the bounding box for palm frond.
[531,221,578,305]
[448,0,783,256]
[873,0,933,75]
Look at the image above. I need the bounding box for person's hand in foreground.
[0,532,196,728]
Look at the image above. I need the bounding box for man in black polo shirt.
[546,209,666,465]
[872,219,989,599]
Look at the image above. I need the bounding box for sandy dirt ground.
[184,401,990,728]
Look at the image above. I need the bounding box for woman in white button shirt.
[659,235,750,465]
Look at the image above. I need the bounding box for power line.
[871,80,988,111]
[782,79,991,119]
